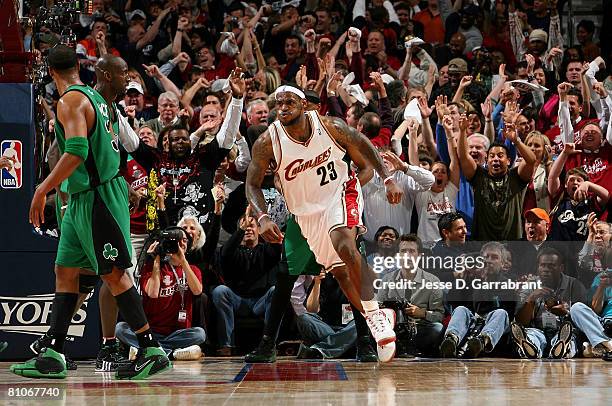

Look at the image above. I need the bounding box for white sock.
[361,300,379,313]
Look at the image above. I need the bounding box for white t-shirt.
[415,183,459,247]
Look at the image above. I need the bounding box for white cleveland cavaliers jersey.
[269,111,350,216]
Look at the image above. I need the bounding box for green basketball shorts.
[284,215,322,276]
[56,176,132,275]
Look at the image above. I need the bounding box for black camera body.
[156,228,184,257]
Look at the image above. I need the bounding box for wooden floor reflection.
[1,358,610,405]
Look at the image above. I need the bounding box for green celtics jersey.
[55,84,120,195]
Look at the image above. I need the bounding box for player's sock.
[102,337,117,347]
[361,300,379,313]
[136,330,158,348]
[47,292,79,353]
[115,286,159,348]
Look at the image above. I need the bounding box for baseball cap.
[529,29,548,43]
[448,58,468,73]
[128,9,147,22]
[524,208,550,224]
[126,82,144,95]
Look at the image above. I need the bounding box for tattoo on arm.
[246,131,274,218]
[326,117,390,180]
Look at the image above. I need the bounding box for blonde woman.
[523,131,553,212]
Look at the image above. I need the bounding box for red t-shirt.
[124,157,148,235]
[565,143,612,193]
[141,262,202,336]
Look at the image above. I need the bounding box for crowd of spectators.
[27,0,612,361]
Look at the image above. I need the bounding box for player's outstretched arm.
[322,116,403,204]
[246,131,284,243]
[30,92,93,227]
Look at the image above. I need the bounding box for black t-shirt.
[131,139,229,232]
[470,166,529,241]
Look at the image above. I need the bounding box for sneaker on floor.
[511,322,539,359]
[172,345,202,361]
[464,336,485,359]
[376,341,396,363]
[29,334,77,370]
[115,347,171,380]
[464,335,485,358]
[216,347,233,357]
[30,333,52,355]
[96,342,130,372]
[244,336,276,363]
[296,344,324,360]
[550,321,573,359]
[603,351,612,361]
[10,348,67,379]
[364,309,396,346]
[439,334,458,358]
[356,336,378,362]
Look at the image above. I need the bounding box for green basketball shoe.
[115,347,171,380]
[10,347,67,379]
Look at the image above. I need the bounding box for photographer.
[115,227,205,360]
[511,248,587,359]
[377,235,445,357]
[440,242,517,358]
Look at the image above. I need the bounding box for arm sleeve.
[216,97,244,149]
[233,136,251,173]
[350,51,365,85]
[159,61,176,77]
[117,112,141,153]
[558,101,575,144]
[378,97,394,130]
[353,0,366,20]
[435,123,451,165]
[492,102,505,130]
[404,165,435,191]
[383,1,399,24]
[425,288,445,323]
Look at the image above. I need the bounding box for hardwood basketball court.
[1,358,610,404]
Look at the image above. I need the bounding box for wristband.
[64,137,89,161]
[384,176,395,185]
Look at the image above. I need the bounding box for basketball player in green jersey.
[11,45,170,380]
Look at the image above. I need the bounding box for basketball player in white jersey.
[246,85,403,353]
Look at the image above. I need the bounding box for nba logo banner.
[1,140,22,189]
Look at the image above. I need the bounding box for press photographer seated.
[116,226,205,361]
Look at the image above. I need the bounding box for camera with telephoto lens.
[155,227,185,257]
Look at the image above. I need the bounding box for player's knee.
[100,268,127,286]
[336,242,360,265]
